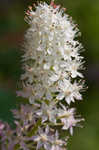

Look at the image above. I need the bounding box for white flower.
[61,117,83,135]
[36,102,58,123]
[57,79,82,104]
[66,60,83,78]
[51,130,66,150]
[33,126,52,150]
[58,103,84,135]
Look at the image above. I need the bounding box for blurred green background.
[0,0,99,150]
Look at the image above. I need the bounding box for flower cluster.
[0,1,85,150]
[22,1,84,105]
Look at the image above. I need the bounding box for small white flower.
[36,102,57,123]
[58,103,83,135]
[33,126,51,150]
[66,60,83,78]
[61,117,83,135]
[51,130,66,150]
[57,79,82,104]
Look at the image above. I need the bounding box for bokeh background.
[0,0,99,150]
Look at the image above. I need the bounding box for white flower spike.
[17,1,86,150]
[22,1,84,105]
[0,1,86,150]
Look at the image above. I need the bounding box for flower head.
[22,1,84,104]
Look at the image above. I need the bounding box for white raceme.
[17,1,86,150]
[22,2,84,104]
[0,1,86,150]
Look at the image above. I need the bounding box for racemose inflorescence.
[0,1,86,150]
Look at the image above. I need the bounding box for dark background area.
[0,0,99,150]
